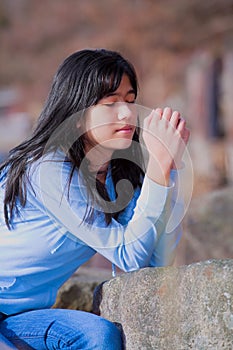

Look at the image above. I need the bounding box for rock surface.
[94,259,233,349]
[53,266,111,312]
[179,186,233,265]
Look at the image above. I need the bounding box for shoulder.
[26,150,83,200]
[28,149,72,182]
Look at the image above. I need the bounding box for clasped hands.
[143,107,190,186]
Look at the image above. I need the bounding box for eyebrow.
[105,89,136,98]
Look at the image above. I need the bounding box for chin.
[103,138,133,151]
[113,138,133,150]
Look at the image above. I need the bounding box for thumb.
[143,109,154,130]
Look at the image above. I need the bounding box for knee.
[94,317,123,350]
[46,310,123,350]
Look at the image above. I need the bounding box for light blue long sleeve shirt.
[0,150,183,315]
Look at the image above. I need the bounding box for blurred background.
[0,0,232,267]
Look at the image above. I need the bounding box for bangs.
[95,63,137,103]
[97,66,124,101]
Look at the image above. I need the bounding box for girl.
[0,49,190,349]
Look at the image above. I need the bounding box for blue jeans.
[0,309,123,349]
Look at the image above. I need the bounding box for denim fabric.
[0,334,17,349]
[0,312,6,321]
[0,309,123,349]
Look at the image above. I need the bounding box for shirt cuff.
[135,174,174,221]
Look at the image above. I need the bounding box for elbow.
[115,248,152,273]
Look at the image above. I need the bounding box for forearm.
[148,168,185,267]
[30,155,175,272]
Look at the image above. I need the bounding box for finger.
[177,117,186,132]
[177,119,190,144]
[150,109,163,130]
[170,111,181,129]
[155,108,163,118]
[183,128,190,144]
[162,107,172,121]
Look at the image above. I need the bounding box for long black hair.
[0,48,145,228]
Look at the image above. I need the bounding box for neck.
[85,143,113,174]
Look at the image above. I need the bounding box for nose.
[117,102,134,121]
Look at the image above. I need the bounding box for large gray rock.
[94,260,233,350]
[178,186,233,265]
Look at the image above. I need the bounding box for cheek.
[86,125,113,145]
[86,108,112,130]
[94,125,113,140]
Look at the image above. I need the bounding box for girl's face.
[83,74,137,154]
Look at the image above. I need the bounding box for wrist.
[146,157,172,186]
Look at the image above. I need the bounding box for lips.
[116,125,134,133]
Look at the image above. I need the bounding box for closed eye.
[104,101,135,107]
[104,102,116,107]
